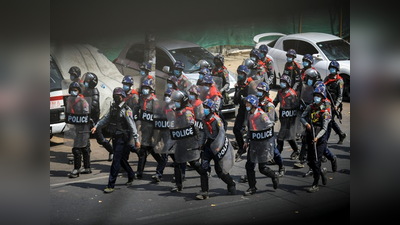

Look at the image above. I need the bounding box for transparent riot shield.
[64,96,91,148]
[247,111,274,163]
[137,95,160,148]
[247,79,262,96]
[208,118,234,174]
[153,100,176,154]
[167,108,200,163]
[192,101,205,146]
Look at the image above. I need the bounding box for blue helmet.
[245,94,259,108]
[174,61,185,70]
[256,82,270,93]
[167,76,179,89]
[69,81,82,93]
[286,49,297,58]
[313,83,326,99]
[250,49,262,61]
[237,65,250,76]
[122,75,134,85]
[328,60,340,71]
[199,67,210,76]
[303,54,314,64]
[113,87,126,98]
[203,98,216,112]
[258,44,269,55]
[202,74,214,84]
[142,78,154,90]
[189,85,201,96]
[140,62,151,71]
[280,74,292,86]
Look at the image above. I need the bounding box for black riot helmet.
[83,72,98,89]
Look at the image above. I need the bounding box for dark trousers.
[326,112,344,140]
[245,153,276,188]
[108,136,135,188]
[137,146,167,176]
[233,113,246,152]
[95,128,113,154]
[306,132,327,186]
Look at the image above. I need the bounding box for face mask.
[287,57,293,63]
[280,82,287,89]
[140,70,146,76]
[123,84,130,92]
[204,108,210,116]
[142,88,150,95]
[246,106,252,111]
[329,68,337,74]
[164,96,171,103]
[307,79,313,86]
[250,57,257,62]
[114,96,122,104]
[203,86,210,92]
[167,83,173,89]
[174,102,181,109]
[189,95,196,101]
[259,53,265,58]
[199,74,204,80]
[238,74,244,80]
[84,82,89,88]
[314,96,322,104]
[215,62,222,68]
[174,70,181,77]
[70,75,76,81]
[256,91,263,97]
[303,61,309,67]
[70,90,78,96]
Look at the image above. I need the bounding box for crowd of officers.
[64,45,347,198]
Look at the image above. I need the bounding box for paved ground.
[50,54,350,225]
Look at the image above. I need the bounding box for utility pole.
[144,30,156,79]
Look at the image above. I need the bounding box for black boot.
[260,166,279,189]
[337,133,347,144]
[331,155,338,172]
[219,173,236,195]
[321,167,328,185]
[80,147,92,174]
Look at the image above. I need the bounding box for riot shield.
[167,108,200,163]
[248,110,274,163]
[192,101,205,146]
[208,119,235,174]
[296,83,314,136]
[247,79,262,96]
[212,74,224,92]
[153,100,176,154]
[64,96,91,148]
[137,95,160,148]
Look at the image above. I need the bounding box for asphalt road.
[50,91,350,225]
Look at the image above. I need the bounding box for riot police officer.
[136,79,166,180]
[168,90,202,192]
[273,74,300,160]
[243,95,279,195]
[196,99,236,200]
[66,81,90,178]
[300,85,330,193]
[91,87,140,193]
[258,44,275,86]
[211,54,230,106]
[172,61,191,95]
[233,65,254,160]
[324,61,347,144]
[283,49,302,96]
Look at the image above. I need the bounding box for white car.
[254,32,350,101]
[113,38,237,114]
[50,43,125,137]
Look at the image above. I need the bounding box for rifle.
[326,89,342,123]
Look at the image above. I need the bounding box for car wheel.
[342,74,350,102]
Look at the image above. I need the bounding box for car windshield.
[317,39,350,61]
[168,47,215,73]
[50,55,64,92]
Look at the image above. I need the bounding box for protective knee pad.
[259,164,275,178]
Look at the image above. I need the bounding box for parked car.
[50,55,67,138]
[50,44,125,138]
[113,38,237,114]
[253,32,350,101]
